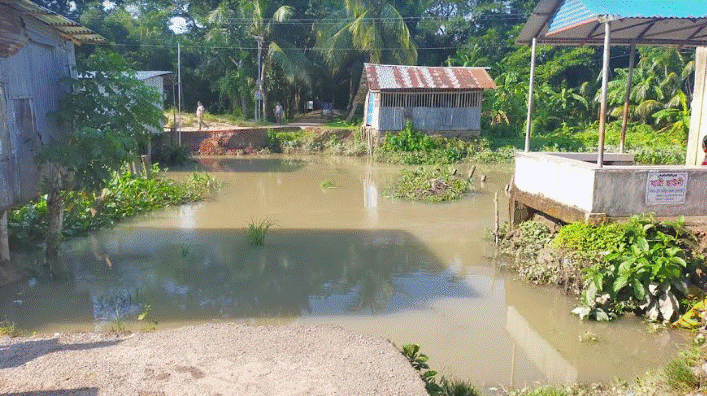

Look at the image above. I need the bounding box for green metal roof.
[517,0,707,47]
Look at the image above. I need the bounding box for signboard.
[646,171,688,205]
[254,90,262,100]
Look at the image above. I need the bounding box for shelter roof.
[136,71,173,82]
[517,0,707,47]
[362,63,496,91]
[0,0,106,47]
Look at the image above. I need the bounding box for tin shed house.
[0,0,103,212]
[355,63,496,138]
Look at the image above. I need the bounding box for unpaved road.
[0,323,428,396]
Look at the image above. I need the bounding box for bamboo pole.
[598,22,611,168]
[524,38,537,153]
[620,43,636,153]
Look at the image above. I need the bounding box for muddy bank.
[0,323,427,396]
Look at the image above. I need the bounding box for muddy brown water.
[0,155,689,389]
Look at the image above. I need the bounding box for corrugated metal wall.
[0,11,75,210]
[375,91,482,132]
[379,107,481,131]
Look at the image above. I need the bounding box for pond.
[0,155,689,389]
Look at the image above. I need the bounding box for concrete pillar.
[686,47,707,165]
[598,22,611,168]
[524,38,537,153]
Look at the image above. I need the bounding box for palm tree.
[315,0,417,119]
[244,0,314,120]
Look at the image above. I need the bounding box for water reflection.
[191,158,306,173]
[4,229,474,330]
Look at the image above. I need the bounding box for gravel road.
[0,323,428,396]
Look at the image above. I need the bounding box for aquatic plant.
[7,165,218,250]
[0,321,20,337]
[138,305,158,331]
[246,218,276,246]
[401,343,480,396]
[386,167,470,203]
[320,179,336,189]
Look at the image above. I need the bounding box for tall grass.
[246,218,276,246]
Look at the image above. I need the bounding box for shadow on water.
[174,158,307,173]
[0,337,120,369]
[4,229,475,330]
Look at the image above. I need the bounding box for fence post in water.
[494,191,500,245]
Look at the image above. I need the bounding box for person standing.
[196,101,206,131]
[274,102,284,125]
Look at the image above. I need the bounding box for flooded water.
[1,155,689,389]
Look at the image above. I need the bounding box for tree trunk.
[0,210,20,286]
[261,60,268,121]
[45,189,64,275]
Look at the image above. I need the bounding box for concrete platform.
[510,152,707,224]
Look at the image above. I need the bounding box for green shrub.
[574,215,700,321]
[553,222,626,254]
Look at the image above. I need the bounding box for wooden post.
[524,38,537,153]
[494,192,500,245]
[620,43,636,153]
[687,47,707,165]
[598,22,611,168]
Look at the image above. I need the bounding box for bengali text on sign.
[645,171,688,205]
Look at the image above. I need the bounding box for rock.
[658,291,679,322]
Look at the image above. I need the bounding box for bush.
[574,215,701,322]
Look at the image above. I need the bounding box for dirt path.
[0,323,427,396]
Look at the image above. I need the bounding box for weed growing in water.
[386,166,471,203]
[320,179,336,189]
[246,218,276,246]
[0,321,20,337]
[401,343,480,396]
[138,305,158,331]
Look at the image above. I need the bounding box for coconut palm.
[315,0,417,118]
[243,0,314,120]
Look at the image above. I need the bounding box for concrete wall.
[594,166,707,217]
[0,13,75,211]
[514,152,707,221]
[514,152,598,213]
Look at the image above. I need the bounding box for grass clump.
[386,167,471,203]
[0,321,20,337]
[246,218,276,246]
[663,349,701,392]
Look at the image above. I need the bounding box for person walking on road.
[274,102,284,125]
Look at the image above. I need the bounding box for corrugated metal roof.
[0,0,106,46]
[136,71,173,81]
[363,63,496,91]
[517,0,707,46]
